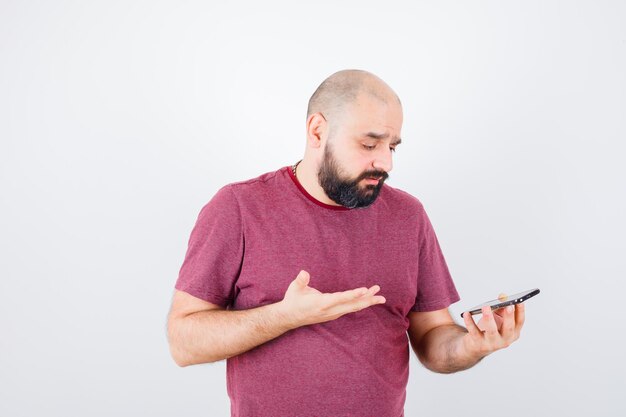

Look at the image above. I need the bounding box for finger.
[499,305,516,338]
[498,293,508,301]
[332,287,369,303]
[357,285,381,297]
[515,302,526,332]
[366,285,384,304]
[340,294,386,314]
[363,294,386,306]
[491,310,504,330]
[462,311,483,338]
[354,288,385,306]
[480,306,499,336]
[352,293,386,308]
[296,270,310,288]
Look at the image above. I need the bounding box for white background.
[1,1,625,416]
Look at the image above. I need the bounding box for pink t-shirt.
[175,166,460,417]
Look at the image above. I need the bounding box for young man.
[167,69,525,417]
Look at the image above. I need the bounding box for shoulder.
[195,168,286,225]
[377,182,426,218]
[208,167,287,208]
[227,167,285,189]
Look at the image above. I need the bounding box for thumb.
[295,270,310,288]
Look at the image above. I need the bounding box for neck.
[293,158,341,207]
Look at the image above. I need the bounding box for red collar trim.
[286,166,351,211]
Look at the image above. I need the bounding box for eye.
[362,144,376,151]
[390,146,397,153]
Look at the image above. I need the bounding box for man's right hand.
[278,270,386,330]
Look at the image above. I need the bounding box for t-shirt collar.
[286,165,351,211]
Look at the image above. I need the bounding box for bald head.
[306,69,401,129]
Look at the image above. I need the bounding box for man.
[167,69,525,417]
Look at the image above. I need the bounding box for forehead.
[338,93,403,135]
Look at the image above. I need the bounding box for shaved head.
[306,69,401,133]
[298,69,403,208]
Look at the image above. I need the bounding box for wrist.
[273,300,298,332]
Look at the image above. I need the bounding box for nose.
[372,147,393,173]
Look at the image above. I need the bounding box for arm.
[167,270,386,367]
[407,303,525,374]
[167,290,293,367]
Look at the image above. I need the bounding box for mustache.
[355,170,389,183]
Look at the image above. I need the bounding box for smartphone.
[460,288,540,317]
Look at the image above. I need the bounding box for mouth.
[363,177,382,185]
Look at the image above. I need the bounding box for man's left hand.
[461,300,526,358]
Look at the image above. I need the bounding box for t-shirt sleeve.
[174,185,244,308]
[411,205,460,312]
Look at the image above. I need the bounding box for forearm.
[168,301,294,367]
[415,324,484,374]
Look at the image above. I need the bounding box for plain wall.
[1,1,624,416]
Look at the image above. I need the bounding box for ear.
[305,112,327,149]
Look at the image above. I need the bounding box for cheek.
[357,152,377,170]
[332,141,372,175]
[348,155,372,176]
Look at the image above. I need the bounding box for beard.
[317,143,389,209]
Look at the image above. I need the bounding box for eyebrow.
[364,132,402,146]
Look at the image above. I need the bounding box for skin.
[167,70,526,371]
[295,78,402,206]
